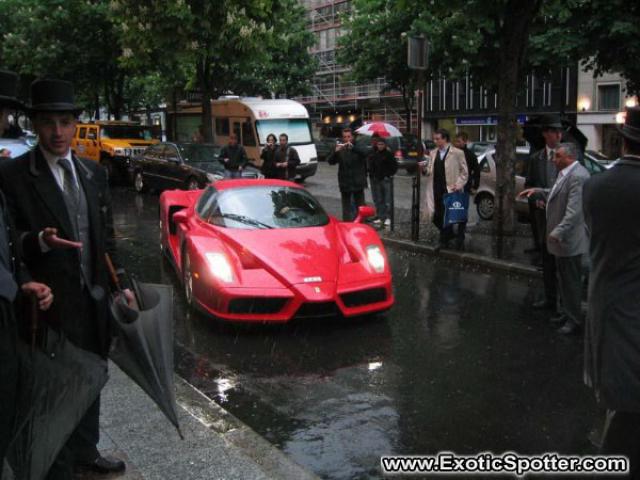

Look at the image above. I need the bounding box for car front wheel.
[476,193,495,220]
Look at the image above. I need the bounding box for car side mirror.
[173,210,188,225]
[167,157,180,164]
[354,206,375,223]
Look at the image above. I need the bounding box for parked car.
[0,137,32,159]
[584,149,611,166]
[130,142,262,193]
[159,179,394,322]
[468,141,495,156]
[354,134,435,174]
[476,146,608,221]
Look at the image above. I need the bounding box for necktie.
[58,158,79,204]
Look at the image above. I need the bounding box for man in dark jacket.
[0,68,54,480]
[273,133,301,180]
[328,128,368,221]
[0,79,128,479]
[367,137,397,227]
[584,106,640,478]
[219,133,248,178]
[453,132,480,250]
[523,114,562,312]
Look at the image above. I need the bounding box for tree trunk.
[493,0,543,255]
[197,59,214,143]
[94,93,100,120]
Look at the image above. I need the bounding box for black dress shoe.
[558,322,581,335]
[532,300,556,310]
[77,455,126,474]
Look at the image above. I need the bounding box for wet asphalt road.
[113,187,600,480]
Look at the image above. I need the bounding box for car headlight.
[205,253,234,283]
[114,147,125,155]
[206,172,225,182]
[366,245,385,273]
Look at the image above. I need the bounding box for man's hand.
[335,143,345,152]
[518,188,540,198]
[535,199,546,209]
[449,185,462,192]
[21,282,53,311]
[548,233,561,244]
[42,227,82,250]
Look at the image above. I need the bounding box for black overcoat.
[0,148,117,357]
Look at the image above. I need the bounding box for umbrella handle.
[105,253,121,292]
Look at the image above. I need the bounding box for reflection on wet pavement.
[113,187,600,480]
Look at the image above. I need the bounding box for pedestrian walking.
[453,131,480,250]
[367,137,397,227]
[273,133,301,180]
[420,128,468,250]
[0,68,54,480]
[584,106,640,479]
[219,133,248,178]
[0,78,130,479]
[260,133,278,178]
[327,128,368,221]
[523,114,562,311]
[539,142,589,335]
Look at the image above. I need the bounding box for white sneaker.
[384,219,391,227]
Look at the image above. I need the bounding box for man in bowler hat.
[584,106,640,478]
[521,114,563,313]
[0,68,54,478]
[0,78,129,479]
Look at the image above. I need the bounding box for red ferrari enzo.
[159,179,394,322]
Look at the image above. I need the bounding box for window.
[78,127,87,139]
[598,84,621,111]
[255,119,312,145]
[87,128,97,140]
[215,118,229,136]
[165,146,180,162]
[241,121,256,147]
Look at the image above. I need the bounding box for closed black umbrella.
[109,279,182,438]
[7,328,108,480]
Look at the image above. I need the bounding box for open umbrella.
[8,325,108,480]
[523,115,588,152]
[109,279,182,438]
[355,122,402,138]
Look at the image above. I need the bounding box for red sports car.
[159,179,394,322]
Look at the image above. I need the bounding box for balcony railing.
[294,78,402,106]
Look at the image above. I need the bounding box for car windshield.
[199,186,329,229]
[256,119,312,145]
[100,125,154,140]
[178,144,221,163]
[586,150,610,162]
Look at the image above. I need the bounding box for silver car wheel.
[477,194,495,220]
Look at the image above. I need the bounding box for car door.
[85,126,100,161]
[163,144,189,188]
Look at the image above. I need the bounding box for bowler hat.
[0,69,24,109]
[29,78,81,114]
[618,106,640,144]
[538,114,563,130]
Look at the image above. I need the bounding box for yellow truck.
[71,121,159,181]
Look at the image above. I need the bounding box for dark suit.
[328,144,368,221]
[525,147,558,307]
[583,156,640,477]
[0,148,117,479]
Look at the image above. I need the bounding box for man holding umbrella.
[0,68,56,477]
[0,78,128,479]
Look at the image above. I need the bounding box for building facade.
[576,68,637,159]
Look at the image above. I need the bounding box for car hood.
[190,162,225,175]
[216,223,342,286]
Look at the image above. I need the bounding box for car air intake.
[228,297,287,314]
[340,288,387,308]
[295,302,339,318]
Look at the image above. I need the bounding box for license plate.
[408,152,418,157]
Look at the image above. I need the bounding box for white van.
[212,97,318,180]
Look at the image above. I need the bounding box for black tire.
[186,177,200,190]
[133,171,146,193]
[476,193,495,220]
[100,156,114,182]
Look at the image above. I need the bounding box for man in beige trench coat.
[420,128,468,250]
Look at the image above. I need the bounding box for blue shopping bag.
[443,191,469,226]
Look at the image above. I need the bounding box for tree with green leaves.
[338,0,422,130]
[113,0,315,141]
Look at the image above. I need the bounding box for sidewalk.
[80,363,319,480]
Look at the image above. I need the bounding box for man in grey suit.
[584,106,640,478]
[544,142,589,335]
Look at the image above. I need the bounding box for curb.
[174,376,320,480]
[381,237,542,278]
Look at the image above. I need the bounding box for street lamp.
[407,34,429,242]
